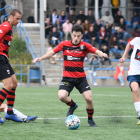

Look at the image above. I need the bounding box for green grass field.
[0,87,140,140]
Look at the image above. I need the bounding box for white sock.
[4,107,27,119]
[134,102,140,117]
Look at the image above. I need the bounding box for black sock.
[86,109,94,120]
[66,99,76,107]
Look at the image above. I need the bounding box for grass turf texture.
[0,87,140,140]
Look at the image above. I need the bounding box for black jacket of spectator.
[94,24,102,33]
[114,15,125,25]
[131,0,140,6]
[48,31,59,44]
[98,31,108,40]
[87,15,95,24]
[105,26,112,36]
[76,14,87,23]
[118,22,126,31]
[114,32,123,40]
[68,14,77,24]
[91,0,103,10]
[65,0,78,12]
[53,23,63,31]
[87,31,97,39]
[101,48,110,61]
[45,23,52,33]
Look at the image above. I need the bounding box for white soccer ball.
[65,115,80,130]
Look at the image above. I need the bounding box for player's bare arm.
[32,50,56,63]
[95,50,108,58]
[119,43,131,63]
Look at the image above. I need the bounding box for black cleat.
[67,103,78,117]
[88,119,97,127]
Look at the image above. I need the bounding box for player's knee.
[58,93,66,101]
[85,96,93,104]
[12,82,18,89]
[132,87,139,94]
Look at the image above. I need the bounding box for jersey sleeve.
[85,42,98,53]
[0,25,10,39]
[129,37,137,46]
[53,42,64,53]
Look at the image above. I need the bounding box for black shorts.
[59,77,91,94]
[0,55,15,80]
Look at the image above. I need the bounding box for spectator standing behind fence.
[100,11,114,26]
[131,0,140,16]
[65,0,78,15]
[111,0,120,19]
[54,19,63,41]
[89,54,100,86]
[105,22,112,38]
[114,62,124,86]
[132,26,140,37]
[62,19,73,40]
[86,26,97,46]
[45,18,52,38]
[131,12,140,29]
[90,0,103,18]
[114,10,125,25]
[76,10,87,23]
[59,11,67,25]
[94,19,102,35]
[68,10,77,25]
[99,26,109,50]
[101,45,111,66]
[50,9,58,26]
[83,19,91,40]
[48,27,60,47]
[44,11,49,20]
[87,10,95,26]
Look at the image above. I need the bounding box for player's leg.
[130,81,140,125]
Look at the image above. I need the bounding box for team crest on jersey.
[135,49,140,60]
[80,45,86,50]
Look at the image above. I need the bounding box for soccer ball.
[65,115,80,130]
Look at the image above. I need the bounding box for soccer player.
[0,104,37,123]
[33,25,108,127]
[0,9,23,123]
[120,37,140,125]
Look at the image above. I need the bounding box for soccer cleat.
[137,116,140,125]
[88,119,97,127]
[23,116,37,123]
[0,117,4,124]
[67,103,78,117]
[5,113,23,122]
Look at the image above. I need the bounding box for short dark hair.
[53,9,57,12]
[10,9,21,16]
[72,25,84,34]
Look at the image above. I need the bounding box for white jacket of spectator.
[101,15,114,25]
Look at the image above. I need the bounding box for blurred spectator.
[114,10,125,25]
[76,10,87,23]
[0,0,6,24]
[114,27,125,49]
[110,36,119,59]
[88,54,100,86]
[65,0,78,15]
[105,22,112,38]
[118,18,129,41]
[111,0,120,19]
[132,26,140,37]
[50,9,58,25]
[99,26,109,50]
[90,0,103,18]
[44,11,49,20]
[87,26,97,46]
[101,45,111,65]
[114,63,124,86]
[54,19,63,41]
[74,19,83,27]
[62,19,73,40]
[94,19,102,34]
[59,10,67,25]
[131,12,140,29]
[48,27,60,46]
[87,10,95,26]
[83,19,91,40]
[100,11,114,26]
[68,10,77,24]
[131,0,140,16]
[47,44,61,64]
[45,18,52,38]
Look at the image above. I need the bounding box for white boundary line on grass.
[38,116,137,120]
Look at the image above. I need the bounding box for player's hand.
[102,53,108,58]
[32,58,42,63]
[119,57,125,63]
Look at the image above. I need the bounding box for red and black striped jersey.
[53,40,98,78]
[0,21,13,58]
